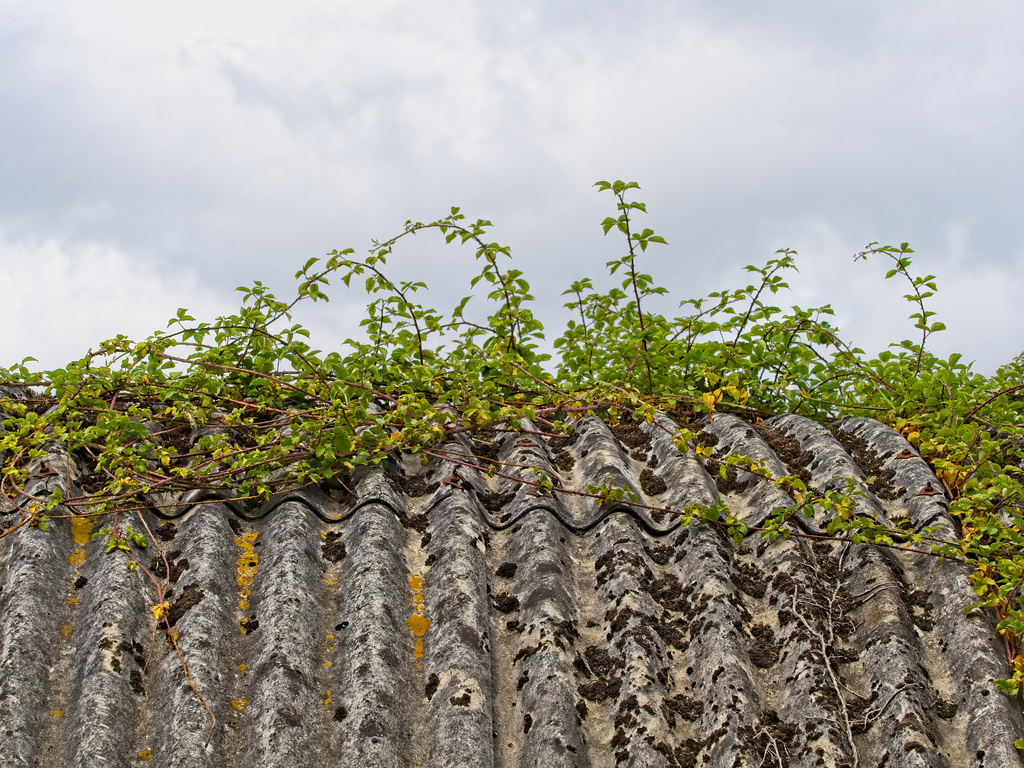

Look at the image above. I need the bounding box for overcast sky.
[2,1,1022,375]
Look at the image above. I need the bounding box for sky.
[1,1,1022,375]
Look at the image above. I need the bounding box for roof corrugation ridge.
[421,490,495,768]
[64,516,150,768]
[504,508,586,764]
[154,503,236,768]
[242,502,326,766]
[747,533,858,765]
[665,520,761,764]
[697,413,797,529]
[832,417,955,540]
[0,519,69,767]
[648,412,720,523]
[333,503,416,766]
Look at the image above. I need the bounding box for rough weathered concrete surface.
[0,413,1021,767]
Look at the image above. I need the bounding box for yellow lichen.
[66,549,87,566]
[407,573,431,660]
[231,699,248,711]
[138,749,153,760]
[235,533,259,616]
[70,515,93,546]
[50,710,63,718]
[236,554,258,587]
[234,535,259,587]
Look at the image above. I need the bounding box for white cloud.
[0,235,232,370]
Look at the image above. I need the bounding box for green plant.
[2,181,1022,740]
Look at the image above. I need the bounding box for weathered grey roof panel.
[1,413,1021,767]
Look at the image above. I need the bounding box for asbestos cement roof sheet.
[0,411,1022,767]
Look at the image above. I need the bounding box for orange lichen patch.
[407,573,431,661]
[324,572,338,586]
[231,699,248,711]
[59,626,74,637]
[51,710,63,718]
[323,660,332,669]
[67,549,87,566]
[138,749,153,760]
[324,689,333,708]
[239,663,246,678]
[66,597,78,604]
[70,515,93,546]
[407,614,431,636]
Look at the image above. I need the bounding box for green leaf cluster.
[1,181,1023,716]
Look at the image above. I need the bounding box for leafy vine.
[2,181,1022,743]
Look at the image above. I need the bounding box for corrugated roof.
[1,412,1022,767]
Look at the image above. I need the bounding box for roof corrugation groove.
[1,413,1022,768]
